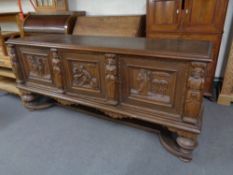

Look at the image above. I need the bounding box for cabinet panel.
[18,47,54,86]
[62,51,106,100]
[120,56,189,119]
[147,0,181,33]
[183,0,228,33]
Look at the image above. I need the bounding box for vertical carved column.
[183,62,207,124]
[8,44,24,84]
[105,54,118,105]
[51,48,64,93]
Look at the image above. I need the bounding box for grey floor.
[0,92,232,175]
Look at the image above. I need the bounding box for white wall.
[215,0,233,77]
[0,0,33,13]
[68,0,146,15]
[1,0,233,78]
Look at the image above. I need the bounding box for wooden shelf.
[0,77,20,95]
[0,55,12,69]
[0,68,15,79]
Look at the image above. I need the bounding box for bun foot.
[159,129,197,162]
[21,91,54,110]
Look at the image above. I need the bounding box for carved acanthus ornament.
[105,54,118,105]
[102,111,126,119]
[183,62,206,124]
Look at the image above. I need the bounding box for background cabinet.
[183,0,228,33]
[147,0,229,96]
[147,0,181,32]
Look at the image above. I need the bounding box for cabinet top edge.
[6,34,212,62]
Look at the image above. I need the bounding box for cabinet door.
[120,56,189,120]
[183,0,228,33]
[18,47,54,87]
[147,0,182,33]
[62,51,107,101]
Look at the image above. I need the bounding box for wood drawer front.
[18,47,54,86]
[120,57,188,118]
[62,52,106,99]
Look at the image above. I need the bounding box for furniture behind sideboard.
[218,38,233,105]
[73,15,146,37]
[146,0,229,96]
[0,12,23,95]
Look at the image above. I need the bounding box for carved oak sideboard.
[6,35,211,162]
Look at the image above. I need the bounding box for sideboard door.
[18,47,55,87]
[119,56,189,120]
[61,51,107,101]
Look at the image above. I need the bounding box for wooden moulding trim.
[17,84,201,134]
[5,42,212,62]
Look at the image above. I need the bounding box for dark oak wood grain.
[7,35,211,162]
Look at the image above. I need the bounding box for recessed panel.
[120,56,188,118]
[62,51,106,99]
[19,47,53,85]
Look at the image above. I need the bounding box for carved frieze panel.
[72,62,99,90]
[130,68,175,104]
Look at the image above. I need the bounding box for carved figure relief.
[26,54,51,80]
[105,54,118,105]
[72,63,98,89]
[51,49,63,91]
[150,72,170,102]
[131,69,151,96]
[184,62,206,124]
[130,69,172,103]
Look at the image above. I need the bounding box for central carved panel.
[25,54,51,80]
[72,62,99,90]
[130,68,175,103]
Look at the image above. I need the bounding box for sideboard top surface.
[7,35,212,62]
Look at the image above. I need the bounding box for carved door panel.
[120,57,189,119]
[18,47,54,86]
[183,0,228,33]
[147,0,182,33]
[62,51,107,101]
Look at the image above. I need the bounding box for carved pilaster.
[183,62,207,124]
[8,44,24,84]
[105,54,118,105]
[51,48,64,93]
